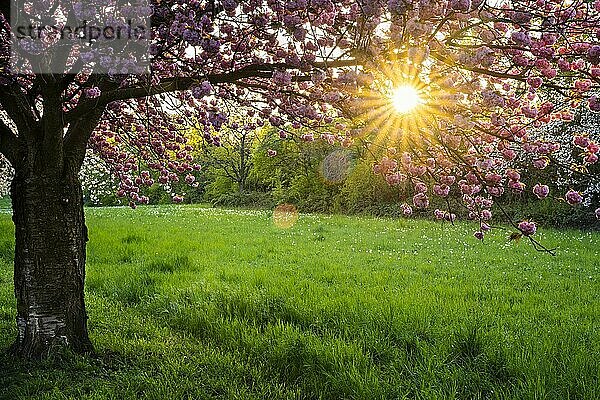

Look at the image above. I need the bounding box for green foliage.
[74,125,599,231]
[1,206,599,399]
[498,198,600,230]
[144,178,205,206]
[283,172,339,213]
[145,183,174,205]
[336,160,406,215]
[251,129,351,213]
[203,176,237,201]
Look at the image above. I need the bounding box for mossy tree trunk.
[9,160,93,358]
[0,76,106,358]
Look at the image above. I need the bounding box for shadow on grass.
[0,321,521,400]
[153,292,521,399]
[0,348,134,399]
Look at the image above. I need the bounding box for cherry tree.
[0,0,599,358]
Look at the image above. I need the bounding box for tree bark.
[10,163,93,358]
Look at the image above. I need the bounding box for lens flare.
[321,150,354,183]
[273,203,299,229]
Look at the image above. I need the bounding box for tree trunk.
[10,164,93,358]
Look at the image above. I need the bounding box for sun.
[390,85,422,114]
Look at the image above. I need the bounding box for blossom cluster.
[88,98,201,207]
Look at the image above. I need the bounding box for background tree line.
[2,110,598,229]
[48,111,597,230]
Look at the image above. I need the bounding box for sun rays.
[390,85,423,114]
[346,54,459,155]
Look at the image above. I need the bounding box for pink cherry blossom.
[541,68,557,78]
[184,174,196,184]
[585,153,598,164]
[518,221,537,236]
[84,87,101,98]
[413,193,429,209]
[533,184,549,199]
[573,135,591,148]
[508,180,525,193]
[589,96,600,112]
[574,80,592,92]
[386,173,405,186]
[527,77,543,89]
[481,210,492,221]
[401,203,413,217]
[533,158,549,169]
[485,173,502,185]
[506,169,520,181]
[502,149,516,160]
[272,70,292,86]
[433,184,450,197]
[565,190,583,205]
[440,175,456,186]
[414,182,428,194]
[434,209,445,220]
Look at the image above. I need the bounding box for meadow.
[0,204,598,399]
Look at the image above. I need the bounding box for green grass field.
[0,197,10,210]
[0,205,598,399]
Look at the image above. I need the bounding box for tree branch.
[65,59,359,124]
[63,106,106,172]
[0,86,38,139]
